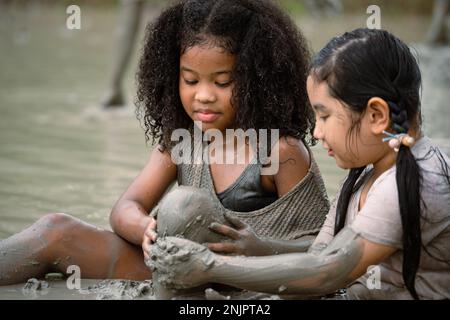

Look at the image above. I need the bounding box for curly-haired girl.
[0,0,329,286]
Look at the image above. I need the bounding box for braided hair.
[310,29,423,299]
[387,101,422,300]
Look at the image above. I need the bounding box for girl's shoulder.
[270,136,311,175]
[274,136,310,163]
[266,136,312,196]
[412,136,450,170]
[413,137,450,218]
[365,136,450,219]
[367,136,449,190]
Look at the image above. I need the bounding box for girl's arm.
[257,236,316,254]
[110,146,177,245]
[207,214,316,255]
[149,227,397,296]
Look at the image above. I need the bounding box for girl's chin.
[335,159,362,170]
[193,121,225,133]
[333,157,352,170]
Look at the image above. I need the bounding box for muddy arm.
[209,228,363,295]
[149,227,397,296]
[206,213,317,256]
[258,235,316,254]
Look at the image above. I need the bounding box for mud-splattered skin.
[147,186,328,298]
[146,186,367,297]
[149,228,367,296]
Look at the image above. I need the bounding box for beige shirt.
[314,137,450,299]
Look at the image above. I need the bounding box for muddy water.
[0,4,149,238]
[0,3,448,299]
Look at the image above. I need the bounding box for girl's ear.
[366,97,390,135]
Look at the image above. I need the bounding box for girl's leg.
[0,213,151,285]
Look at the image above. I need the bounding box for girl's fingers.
[148,217,157,230]
[209,222,240,240]
[223,212,247,229]
[142,235,151,260]
[145,218,158,242]
[145,229,157,243]
[206,242,237,254]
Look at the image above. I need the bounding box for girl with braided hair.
[149,28,450,300]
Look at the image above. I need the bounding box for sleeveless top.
[216,155,278,212]
[176,138,330,240]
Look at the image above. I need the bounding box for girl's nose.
[194,84,216,103]
[313,122,324,140]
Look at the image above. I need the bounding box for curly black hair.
[136,0,316,150]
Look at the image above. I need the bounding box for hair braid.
[388,101,422,300]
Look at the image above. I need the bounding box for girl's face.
[306,75,388,169]
[179,44,236,133]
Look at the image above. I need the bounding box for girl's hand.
[206,213,274,256]
[147,237,214,289]
[142,216,157,260]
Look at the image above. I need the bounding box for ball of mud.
[155,186,230,243]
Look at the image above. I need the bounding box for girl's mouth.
[323,143,335,157]
[327,149,335,157]
[195,110,221,123]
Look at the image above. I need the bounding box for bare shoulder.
[276,136,310,168]
[267,136,311,196]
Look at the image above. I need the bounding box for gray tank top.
[176,137,330,240]
[216,157,278,212]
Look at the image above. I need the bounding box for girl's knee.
[39,212,73,227]
[36,213,79,244]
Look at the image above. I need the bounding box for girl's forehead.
[307,76,332,100]
[180,45,235,71]
[307,77,350,115]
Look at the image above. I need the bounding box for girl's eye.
[184,79,198,85]
[216,81,232,88]
[320,115,329,121]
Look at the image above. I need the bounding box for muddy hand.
[147,237,215,289]
[206,212,272,256]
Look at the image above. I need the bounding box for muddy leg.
[150,186,228,299]
[0,213,151,285]
[101,0,144,107]
[426,0,450,45]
